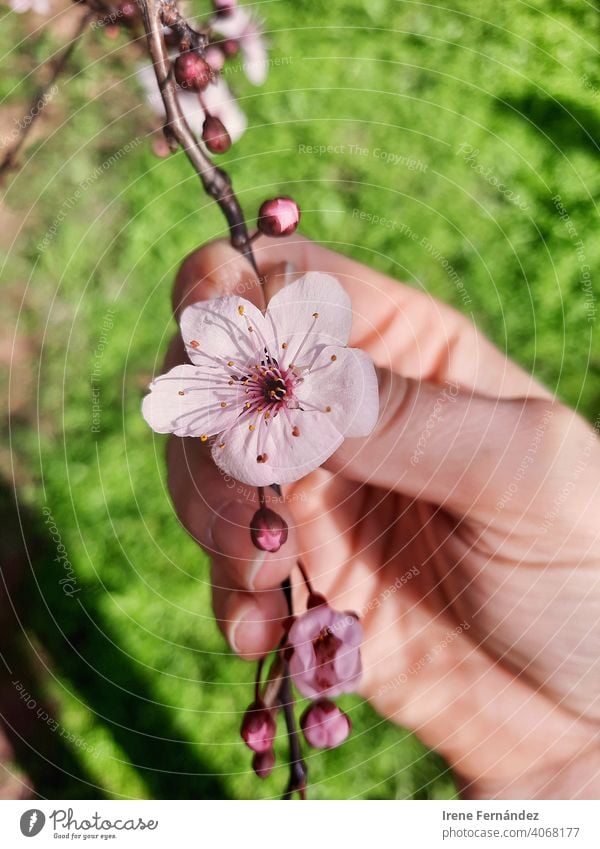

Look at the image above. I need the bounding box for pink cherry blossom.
[9,0,49,12]
[287,604,363,698]
[301,699,351,749]
[142,273,379,487]
[212,7,268,85]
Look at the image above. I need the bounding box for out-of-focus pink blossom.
[212,7,268,85]
[205,45,226,73]
[288,604,363,698]
[137,64,247,146]
[301,699,351,749]
[8,0,49,13]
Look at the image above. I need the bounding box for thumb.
[327,368,583,519]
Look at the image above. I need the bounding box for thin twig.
[0,8,94,184]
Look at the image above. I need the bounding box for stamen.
[178,391,185,396]
[189,340,200,348]
[200,434,208,442]
[292,426,300,437]
[220,402,227,408]
[330,354,337,362]
[287,311,320,366]
[249,424,255,431]
[238,305,245,316]
[257,453,268,463]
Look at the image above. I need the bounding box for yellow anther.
[238,305,245,315]
[200,434,208,442]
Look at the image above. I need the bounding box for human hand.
[164,235,600,799]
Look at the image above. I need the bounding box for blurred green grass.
[1,0,598,799]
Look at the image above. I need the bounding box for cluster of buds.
[239,554,361,791]
[287,591,360,750]
[240,698,277,779]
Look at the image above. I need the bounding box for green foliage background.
[1,0,598,799]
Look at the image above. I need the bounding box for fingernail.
[229,603,266,656]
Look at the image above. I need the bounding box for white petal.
[265,273,353,369]
[180,294,272,368]
[202,78,247,142]
[299,346,379,437]
[213,406,344,486]
[142,364,243,437]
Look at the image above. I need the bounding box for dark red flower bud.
[117,1,137,22]
[250,507,288,553]
[174,52,213,91]
[252,749,275,779]
[202,114,231,153]
[301,699,351,749]
[257,197,300,237]
[240,700,276,753]
[222,38,240,57]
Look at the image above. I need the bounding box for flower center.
[263,374,287,403]
[242,351,300,414]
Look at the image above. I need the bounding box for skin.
[163,235,600,799]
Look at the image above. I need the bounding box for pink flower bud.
[222,38,240,57]
[252,749,275,779]
[257,197,300,237]
[202,114,232,153]
[240,700,276,753]
[301,699,351,749]
[174,52,213,91]
[250,507,288,553]
[117,1,137,23]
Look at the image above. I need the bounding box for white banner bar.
[0,800,598,848]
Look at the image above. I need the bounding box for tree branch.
[136,0,257,271]
[0,8,94,184]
